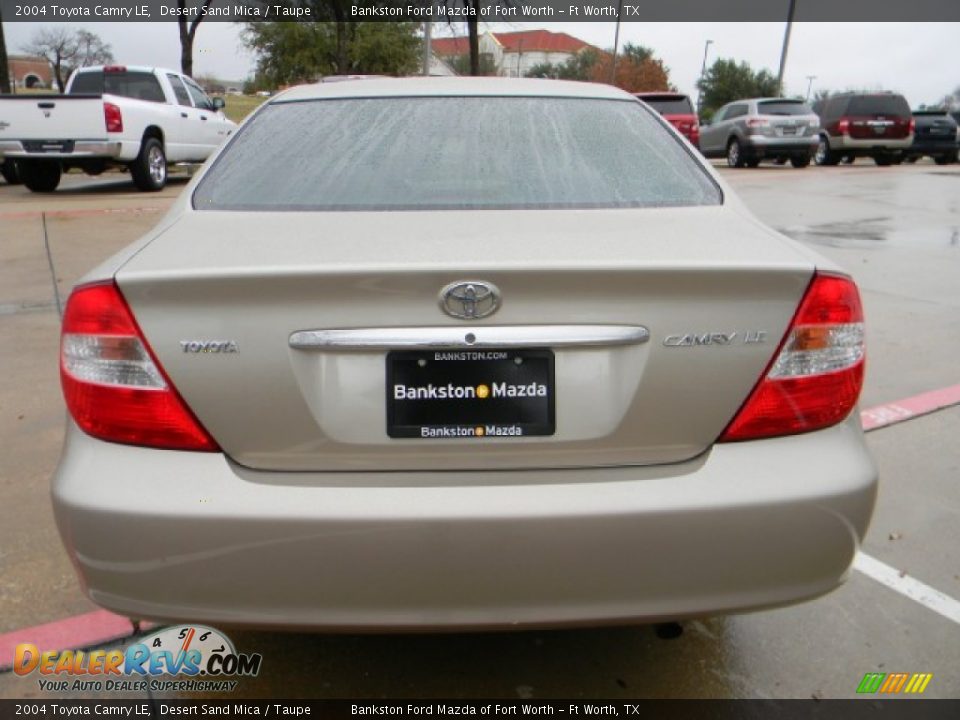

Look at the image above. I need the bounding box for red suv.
[636,93,700,148]
[812,92,914,166]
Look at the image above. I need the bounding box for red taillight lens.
[838,118,850,134]
[719,272,865,442]
[104,102,123,133]
[60,281,219,451]
[908,118,916,134]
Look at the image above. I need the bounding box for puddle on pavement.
[780,217,960,249]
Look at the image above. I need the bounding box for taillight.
[746,117,770,133]
[719,272,865,442]
[908,118,916,135]
[837,118,850,134]
[60,281,219,451]
[104,102,123,133]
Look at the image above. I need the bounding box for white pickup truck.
[0,65,236,192]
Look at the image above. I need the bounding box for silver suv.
[700,98,820,168]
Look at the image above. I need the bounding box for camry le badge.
[439,281,501,320]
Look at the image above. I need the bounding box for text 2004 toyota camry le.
[53,78,876,629]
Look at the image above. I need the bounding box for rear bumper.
[906,138,958,156]
[52,415,877,629]
[742,135,818,157]
[828,134,913,152]
[0,140,124,160]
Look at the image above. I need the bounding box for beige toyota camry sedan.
[53,78,877,629]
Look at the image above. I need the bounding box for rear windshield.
[69,71,166,103]
[193,97,721,212]
[640,96,694,115]
[847,95,910,117]
[757,100,812,116]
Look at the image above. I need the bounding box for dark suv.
[905,110,958,165]
[813,93,914,166]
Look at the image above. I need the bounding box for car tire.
[814,137,840,166]
[746,158,761,168]
[874,154,894,167]
[1,159,22,185]
[130,137,167,192]
[905,156,918,164]
[790,155,812,168]
[19,159,62,193]
[934,153,957,165]
[726,138,746,168]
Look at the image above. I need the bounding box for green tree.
[448,52,497,77]
[525,50,599,81]
[697,58,779,116]
[621,42,653,65]
[243,21,420,87]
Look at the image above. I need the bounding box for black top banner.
[1,0,959,22]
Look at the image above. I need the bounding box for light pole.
[776,0,798,96]
[422,20,432,76]
[805,75,817,102]
[696,39,713,115]
[610,0,624,84]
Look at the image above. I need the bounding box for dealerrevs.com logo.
[14,625,262,693]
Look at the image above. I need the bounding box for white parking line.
[854,552,960,626]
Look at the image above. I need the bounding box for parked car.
[635,92,700,147]
[812,92,913,166]
[53,78,875,630]
[699,98,819,168]
[904,110,958,165]
[0,65,236,192]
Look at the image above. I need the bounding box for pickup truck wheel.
[130,138,167,191]
[19,160,62,193]
[790,155,812,168]
[1,159,22,185]
[934,153,957,165]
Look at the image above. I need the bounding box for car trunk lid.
[116,206,814,473]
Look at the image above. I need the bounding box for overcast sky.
[5,21,957,106]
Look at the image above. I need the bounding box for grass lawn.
[223,94,268,123]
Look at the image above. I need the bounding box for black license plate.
[387,348,555,439]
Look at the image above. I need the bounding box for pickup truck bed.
[0,65,235,192]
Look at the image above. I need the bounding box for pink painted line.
[861,383,960,431]
[0,611,154,672]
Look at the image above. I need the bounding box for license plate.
[387,349,555,439]
[780,127,797,136]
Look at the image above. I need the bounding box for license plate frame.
[386,348,556,439]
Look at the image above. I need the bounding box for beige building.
[431,29,596,78]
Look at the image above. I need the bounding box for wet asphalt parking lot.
[0,162,958,700]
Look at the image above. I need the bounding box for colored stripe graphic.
[857,673,885,693]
